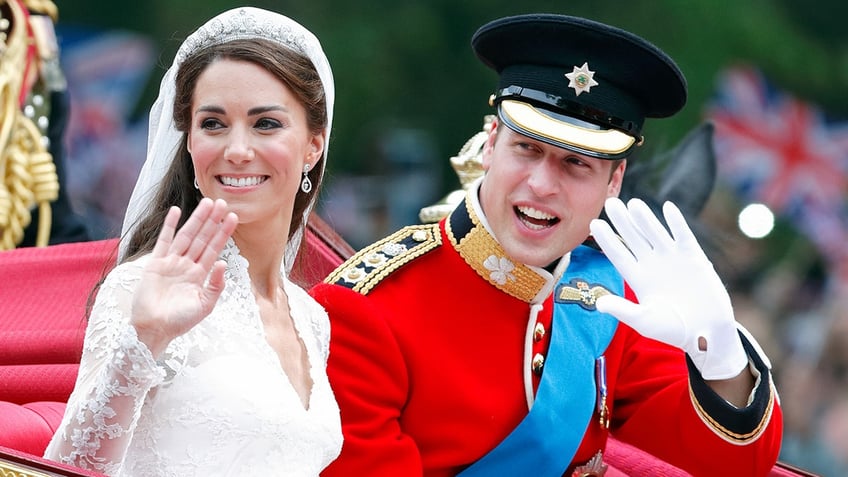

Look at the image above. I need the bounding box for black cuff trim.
[687,330,775,443]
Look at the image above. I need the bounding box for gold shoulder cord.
[0,0,60,249]
[22,0,56,21]
[418,115,492,224]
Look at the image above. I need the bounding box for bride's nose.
[224,130,255,163]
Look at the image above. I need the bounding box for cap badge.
[565,62,599,96]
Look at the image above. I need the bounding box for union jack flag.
[706,65,848,291]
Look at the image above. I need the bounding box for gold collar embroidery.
[446,195,548,303]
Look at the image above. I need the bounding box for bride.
[43,7,341,476]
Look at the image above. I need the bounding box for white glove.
[589,197,748,380]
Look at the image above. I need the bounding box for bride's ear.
[309,132,325,162]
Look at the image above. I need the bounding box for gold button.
[533,322,546,342]
[532,353,545,375]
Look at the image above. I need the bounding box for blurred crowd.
[703,188,848,476]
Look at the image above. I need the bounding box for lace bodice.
[43,241,342,476]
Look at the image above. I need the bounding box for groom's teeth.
[518,206,555,220]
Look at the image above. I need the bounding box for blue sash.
[459,245,621,477]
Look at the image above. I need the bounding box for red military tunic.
[310,196,782,477]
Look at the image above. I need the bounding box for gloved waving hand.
[589,197,748,380]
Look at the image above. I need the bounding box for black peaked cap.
[471,14,687,157]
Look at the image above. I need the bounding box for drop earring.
[300,164,312,193]
[194,177,199,190]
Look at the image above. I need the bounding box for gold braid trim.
[446,197,547,303]
[325,224,441,295]
[0,459,52,477]
[688,377,776,444]
[0,0,59,249]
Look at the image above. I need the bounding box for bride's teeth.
[220,176,264,187]
[518,206,554,220]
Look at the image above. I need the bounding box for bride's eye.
[200,118,225,130]
[256,117,283,130]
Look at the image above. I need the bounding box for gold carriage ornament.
[0,0,61,249]
[419,115,493,224]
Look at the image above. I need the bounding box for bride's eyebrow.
[248,105,287,116]
[196,105,225,114]
[194,105,288,116]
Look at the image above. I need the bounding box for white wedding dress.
[44,240,342,476]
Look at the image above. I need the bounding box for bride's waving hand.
[132,198,237,358]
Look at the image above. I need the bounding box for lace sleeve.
[43,260,166,475]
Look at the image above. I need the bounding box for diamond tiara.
[175,7,309,64]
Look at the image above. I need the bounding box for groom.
[312,13,782,476]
